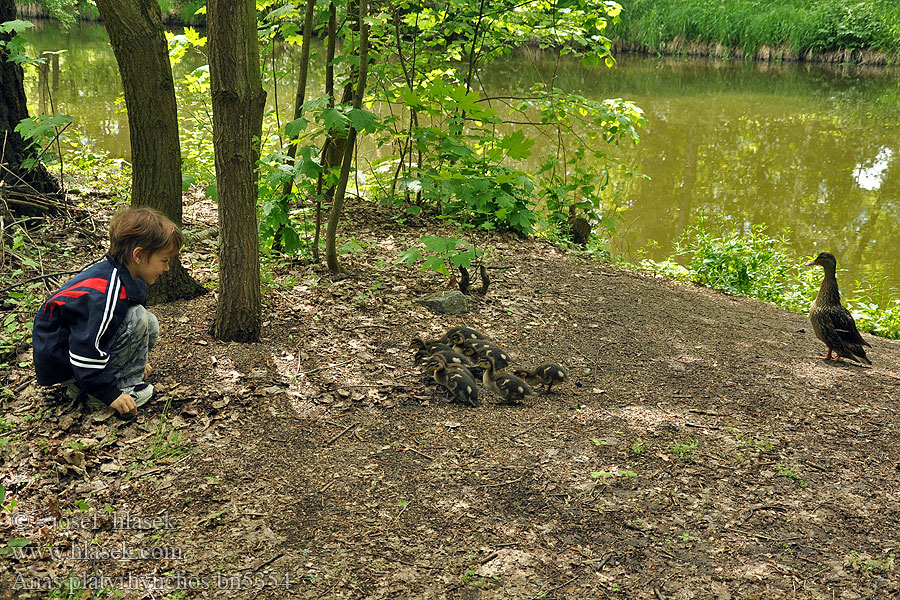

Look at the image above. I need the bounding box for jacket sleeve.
[61,283,123,406]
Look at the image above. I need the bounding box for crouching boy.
[33,207,183,417]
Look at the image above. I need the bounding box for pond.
[21,21,900,294]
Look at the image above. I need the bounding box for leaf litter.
[1,196,899,599]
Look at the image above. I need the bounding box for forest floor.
[1,195,899,600]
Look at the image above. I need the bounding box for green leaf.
[449,249,475,268]
[0,20,33,34]
[422,256,449,275]
[421,235,460,253]
[0,484,5,506]
[7,537,29,548]
[397,248,422,264]
[320,108,349,132]
[405,206,422,216]
[204,181,217,201]
[280,228,300,253]
[346,109,379,133]
[296,145,323,178]
[14,113,74,143]
[181,174,196,191]
[498,130,535,160]
[285,117,308,138]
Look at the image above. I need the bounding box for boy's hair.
[108,207,184,264]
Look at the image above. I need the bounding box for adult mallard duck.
[806,252,871,365]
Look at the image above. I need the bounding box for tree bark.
[208,0,265,342]
[95,0,206,304]
[279,0,316,199]
[0,0,59,210]
[325,0,369,273]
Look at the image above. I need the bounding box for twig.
[304,359,353,375]
[249,553,284,572]
[391,499,412,524]
[654,589,668,600]
[541,576,578,597]
[477,476,523,489]
[402,445,434,461]
[325,423,357,445]
[0,269,81,295]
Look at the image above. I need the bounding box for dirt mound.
[2,201,899,599]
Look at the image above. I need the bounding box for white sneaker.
[124,383,154,407]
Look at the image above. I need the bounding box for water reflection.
[21,23,900,291]
[855,147,893,191]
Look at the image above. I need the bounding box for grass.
[608,0,900,57]
[640,213,900,340]
[671,437,699,462]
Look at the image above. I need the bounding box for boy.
[33,207,183,418]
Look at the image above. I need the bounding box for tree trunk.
[208,0,265,342]
[325,0,369,273]
[95,0,206,304]
[279,0,316,199]
[0,0,59,212]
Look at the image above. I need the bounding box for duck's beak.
[804,259,818,267]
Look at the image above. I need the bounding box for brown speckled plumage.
[807,252,871,365]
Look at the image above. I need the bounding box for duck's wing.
[820,305,869,348]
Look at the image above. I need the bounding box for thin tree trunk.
[208,0,266,342]
[280,0,316,199]
[326,0,369,273]
[313,1,337,262]
[0,0,59,211]
[95,0,206,304]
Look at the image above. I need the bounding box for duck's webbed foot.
[817,348,834,360]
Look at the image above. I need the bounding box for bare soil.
[2,198,899,600]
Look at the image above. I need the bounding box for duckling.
[455,339,511,368]
[512,364,568,393]
[477,356,534,404]
[413,348,473,368]
[421,356,479,407]
[453,338,492,356]
[409,337,453,354]
[439,326,487,346]
[806,252,871,365]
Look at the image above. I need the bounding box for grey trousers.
[107,304,159,392]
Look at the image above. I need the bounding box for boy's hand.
[110,393,138,417]
[144,363,153,379]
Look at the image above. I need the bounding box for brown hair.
[108,207,184,264]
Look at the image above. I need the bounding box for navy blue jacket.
[33,255,147,405]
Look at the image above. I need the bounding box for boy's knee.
[147,311,159,347]
[123,305,150,339]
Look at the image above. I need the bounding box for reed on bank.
[607,0,900,63]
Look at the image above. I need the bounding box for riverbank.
[612,38,900,66]
[607,0,900,66]
[2,197,899,599]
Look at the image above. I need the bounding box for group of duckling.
[410,326,568,407]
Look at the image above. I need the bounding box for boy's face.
[129,246,178,285]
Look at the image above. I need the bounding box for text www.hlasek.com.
[12,542,183,561]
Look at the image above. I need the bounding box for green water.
[22,22,900,294]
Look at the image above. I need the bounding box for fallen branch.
[325,422,357,446]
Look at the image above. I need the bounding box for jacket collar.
[105,254,147,303]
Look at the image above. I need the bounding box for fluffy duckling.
[409,337,453,354]
[512,364,568,393]
[455,339,511,368]
[440,326,487,346]
[421,355,479,407]
[806,252,871,365]
[413,348,473,368]
[477,355,534,405]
